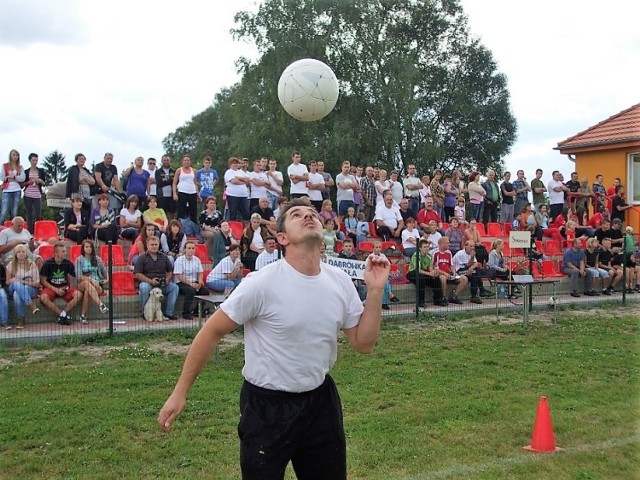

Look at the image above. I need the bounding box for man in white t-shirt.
[0,216,38,265]
[374,193,404,240]
[403,164,422,219]
[287,151,309,199]
[265,159,284,210]
[224,157,251,222]
[158,199,390,478]
[173,241,208,320]
[307,161,326,212]
[547,170,568,221]
[145,157,158,197]
[254,236,279,270]
[248,160,270,211]
[335,160,360,222]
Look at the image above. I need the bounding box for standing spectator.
[454,197,467,224]
[430,170,445,217]
[6,244,40,329]
[23,153,47,229]
[1,149,26,224]
[316,160,334,203]
[547,170,568,220]
[576,177,594,224]
[265,159,284,211]
[146,157,158,197]
[119,195,143,242]
[248,159,270,211]
[66,153,96,217]
[224,157,251,222]
[453,169,468,196]
[481,170,500,225]
[499,171,515,224]
[467,171,485,222]
[611,185,632,224]
[388,170,404,206]
[359,166,376,222]
[512,170,531,216]
[564,171,581,211]
[591,174,607,212]
[90,193,119,244]
[39,243,82,325]
[442,174,459,222]
[172,155,199,224]
[287,150,309,199]
[156,155,177,220]
[531,168,547,212]
[403,164,422,219]
[196,155,218,212]
[174,241,208,320]
[134,235,179,320]
[335,161,359,223]
[353,165,364,214]
[64,196,90,244]
[93,152,123,210]
[606,178,621,214]
[123,156,151,211]
[307,161,326,212]
[419,175,431,209]
[374,169,390,207]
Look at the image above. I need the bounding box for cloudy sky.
[1,0,638,185]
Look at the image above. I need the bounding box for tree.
[41,150,68,186]
[164,0,516,179]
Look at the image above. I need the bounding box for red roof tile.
[556,103,640,152]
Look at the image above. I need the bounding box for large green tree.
[164,0,516,179]
[41,150,68,186]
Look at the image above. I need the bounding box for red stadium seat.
[476,223,486,236]
[544,240,563,257]
[487,222,504,237]
[100,244,127,266]
[33,220,59,242]
[358,241,373,253]
[110,271,138,295]
[228,221,244,240]
[541,260,564,278]
[194,244,210,264]
[69,244,82,264]
[38,244,55,262]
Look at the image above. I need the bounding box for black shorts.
[238,375,346,479]
[157,196,176,215]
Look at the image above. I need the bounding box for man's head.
[571,172,578,182]
[486,170,495,181]
[11,216,25,233]
[407,164,416,176]
[572,238,581,250]
[517,170,525,179]
[383,193,394,208]
[268,159,277,170]
[309,161,317,173]
[342,239,354,255]
[317,160,325,172]
[54,242,67,261]
[418,238,430,254]
[260,157,268,170]
[365,166,373,178]
[503,171,511,181]
[275,198,323,249]
[291,151,301,164]
[341,161,350,174]
[202,156,212,169]
[424,198,434,210]
[372,239,382,255]
[399,198,409,211]
[611,218,622,229]
[595,174,603,183]
[161,155,171,168]
[536,168,543,178]
[146,235,160,253]
[147,157,156,169]
[264,236,276,253]
[258,196,269,210]
[253,160,262,172]
[464,240,476,254]
[406,217,416,230]
[103,152,113,166]
[438,236,449,251]
[184,241,196,258]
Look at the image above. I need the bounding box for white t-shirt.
[207,255,241,282]
[547,180,565,205]
[427,232,442,255]
[374,203,402,230]
[145,167,157,195]
[220,259,362,392]
[267,170,283,196]
[0,228,33,264]
[403,176,422,198]
[374,180,390,205]
[336,173,356,203]
[173,255,203,283]
[249,171,269,199]
[225,169,249,197]
[287,163,309,195]
[307,172,325,202]
[389,180,404,204]
[255,250,279,270]
[119,208,142,224]
[401,228,420,250]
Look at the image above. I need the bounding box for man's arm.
[158,310,238,432]
[343,255,390,353]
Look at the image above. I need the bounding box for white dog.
[144,287,167,322]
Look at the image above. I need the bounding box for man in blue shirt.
[196,155,219,211]
[562,238,595,297]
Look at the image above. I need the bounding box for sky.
[1,0,638,187]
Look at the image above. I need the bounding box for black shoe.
[470,296,483,304]
[390,296,400,303]
[506,294,518,300]
[570,291,580,297]
[448,296,463,305]
[382,304,390,310]
[434,299,448,307]
[479,289,493,298]
[590,290,600,296]
[625,288,635,294]
[57,315,72,326]
[418,304,426,308]
[167,315,178,320]
[602,289,612,296]
[183,314,193,320]
[584,291,596,296]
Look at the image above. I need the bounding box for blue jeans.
[8,282,38,318]
[267,191,280,211]
[206,277,241,293]
[227,195,250,222]
[0,191,21,223]
[139,281,179,316]
[472,202,483,222]
[0,288,8,324]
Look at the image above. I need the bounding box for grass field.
[0,307,638,479]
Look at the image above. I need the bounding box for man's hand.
[364,254,390,290]
[158,392,186,433]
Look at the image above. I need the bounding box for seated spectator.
[337,239,364,300]
[605,218,624,248]
[343,207,359,246]
[445,217,464,256]
[584,237,609,294]
[562,238,596,297]
[90,193,119,244]
[255,236,279,270]
[39,243,83,325]
[451,240,493,304]
[241,213,267,271]
[161,219,187,266]
[206,244,244,294]
[355,211,370,246]
[143,196,169,233]
[134,235,179,320]
[129,224,159,266]
[611,249,640,294]
[423,220,442,256]
[64,195,90,244]
[200,196,222,256]
[211,221,239,266]
[401,217,420,257]
[406,238,444,307]
[318,199,345,240]
[74,239,109,323]
[454,197,467,224]
[6,244,40,329]
[370,239,399,309]
[119,195,143,241]
[375,193,404,241]
[598,237,623,294]
[0,216,39,267]
[273,196,288,220]
[174,241,209,320]
[488,239,516,298]
[0,263,8,330]
[323,218,338,256]
[251,196,277,237]
[463,218,483,244]
[535,204,562,245]
[417,197,442,233]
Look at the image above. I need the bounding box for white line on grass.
[401,434,640,480]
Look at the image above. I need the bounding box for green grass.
[0,311,638,479]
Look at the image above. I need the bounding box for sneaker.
[448,296,463,305]
[57,314,71,326]
[382,304,390,310]
[31,306,40,315]
[570,291,580,297]
[602,289,612,296]
[183,314,193,320]
[99,303,109,314]
[167,315,178,320]
[470,296,483,304]
[390,296,400,303]
[584,291,596,296]
[479,289,493,298]
[2,324,11,330]
[434,299,448,307]
[635,285,640,292]
[80,315,88,324]
[625,288,635,294]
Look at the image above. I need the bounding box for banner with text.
[327,257,366,280]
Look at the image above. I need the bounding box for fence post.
[107,241,113,335]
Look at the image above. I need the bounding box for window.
[631,153,640,203]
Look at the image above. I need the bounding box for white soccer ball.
[277,58,339,122]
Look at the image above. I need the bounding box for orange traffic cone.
[523,396,562,452]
